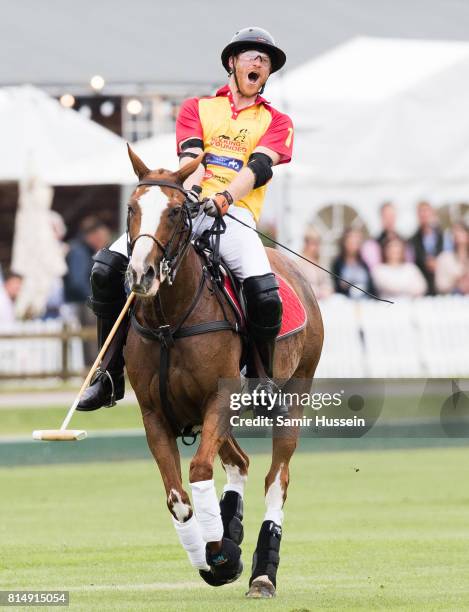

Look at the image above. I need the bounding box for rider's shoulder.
[262,102,293,128]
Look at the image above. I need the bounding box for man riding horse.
[77,26,293,412]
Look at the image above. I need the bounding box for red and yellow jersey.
[176,85,294,221]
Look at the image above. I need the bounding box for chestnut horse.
[124,147,323,598]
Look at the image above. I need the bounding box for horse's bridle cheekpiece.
[127,179,198,286]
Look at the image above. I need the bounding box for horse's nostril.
[143,264,156,284]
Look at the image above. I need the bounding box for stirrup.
[90,367,117,408]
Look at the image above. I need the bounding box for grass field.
[1,447,469,611]
[0,403,142,436]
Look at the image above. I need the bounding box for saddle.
[194,229,307,342]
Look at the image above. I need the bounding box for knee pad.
[243,273,282,338]
[88,248,129,318]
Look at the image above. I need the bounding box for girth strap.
[131,314,237,439]
[130,315,237,343]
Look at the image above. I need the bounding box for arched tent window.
[309,203,368,265]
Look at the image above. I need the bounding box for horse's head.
[126,145,201,297]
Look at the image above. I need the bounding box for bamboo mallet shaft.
[60,292,136,431]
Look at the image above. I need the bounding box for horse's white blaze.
[264,464,285,525]
[222,462,247,497]
[131,186,167,280]
[168,488,191,522]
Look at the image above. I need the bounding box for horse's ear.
[127,143,150,180]
[175,153,205,185]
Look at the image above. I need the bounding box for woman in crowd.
[435,222,469,295]
[372,236,427,300]
[332,228,375,298]
[297,226,333,300]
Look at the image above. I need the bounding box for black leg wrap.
[199,538,243,587]
[250,520,282,588]
[220,491,244,545]
[88,248,128,319]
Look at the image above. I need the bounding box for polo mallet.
[32,292,136,442]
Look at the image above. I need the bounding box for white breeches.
[109,205,272,282]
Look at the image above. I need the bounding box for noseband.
[127,179,195,285]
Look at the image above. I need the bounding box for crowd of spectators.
[298,201,469,301]
[0,213,112,342]
[1,200,468,330]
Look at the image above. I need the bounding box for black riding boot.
[77,248,128,412]
[243,274,282,412]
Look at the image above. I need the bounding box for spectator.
[332,229,375,298]
[376,202,399,248]
[0,271,23,325]
[362,202,403,270]
[372,237,427,300]
[435,223,469,295]
[409,201,443,295]
[297,227,333,300]
[63,216,112,364]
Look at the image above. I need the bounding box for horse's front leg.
[189,392,243,585]
[141,404,209,572]
[246,427,299,599]
[218,436,249,545]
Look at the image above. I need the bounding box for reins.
[224,212,394,305]
[128,178,237,443]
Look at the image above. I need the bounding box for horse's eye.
[127,206,134,216]
[169,206,181,220]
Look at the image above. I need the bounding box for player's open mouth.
[248,72,260,83]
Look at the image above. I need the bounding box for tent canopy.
[0,85,125,183]
[52,133,178,186]
[267,37,469,244]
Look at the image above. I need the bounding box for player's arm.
[206,112,293,215]
[219,146,280,204]
[175,99,205,188]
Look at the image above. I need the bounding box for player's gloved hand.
[201,191,233,217]
[186,185,202,218]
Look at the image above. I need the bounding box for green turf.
[0,403,142,436]
[1,448,469,611]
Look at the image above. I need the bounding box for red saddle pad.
[223,274,307,340]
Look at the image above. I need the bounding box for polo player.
[77,27,294,411]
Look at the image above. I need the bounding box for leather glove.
[201,191,233,217]
[186,185,202,218]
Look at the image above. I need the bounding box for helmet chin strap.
[231,56,267,98]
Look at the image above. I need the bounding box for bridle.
[127,179,196,286]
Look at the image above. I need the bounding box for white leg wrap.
[190,479,224,543]
[264,468,284,526]
[172,514,210,570]
[222,463,247,498]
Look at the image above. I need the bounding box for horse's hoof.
[198,568,225,587]
[200,538,243,586]
[245,577,276,598]
[199,559,243,587]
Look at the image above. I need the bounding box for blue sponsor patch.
[205,153,244,172]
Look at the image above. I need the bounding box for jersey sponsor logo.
[209,129,249,153]
[205,153,244,172]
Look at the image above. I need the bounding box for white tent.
[266,37,469,248]
[0,85,125,183]
[51,133,178,186]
